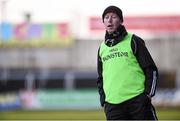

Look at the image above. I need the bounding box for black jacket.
[97,25,158,107]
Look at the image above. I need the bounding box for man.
[97,5,158,120]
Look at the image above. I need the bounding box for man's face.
[103,12,122,34]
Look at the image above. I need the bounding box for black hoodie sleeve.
[97,47,105,107]
[131,35,158,97]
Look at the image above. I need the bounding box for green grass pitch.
[0,108,180,120]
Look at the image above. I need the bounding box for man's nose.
[108,17,112,22]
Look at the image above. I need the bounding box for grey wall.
[0,37,180,72]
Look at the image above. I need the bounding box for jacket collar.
[105,25,127,47]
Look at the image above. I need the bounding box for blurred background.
[0,0,180,120]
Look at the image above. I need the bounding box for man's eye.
[105,16,109,19]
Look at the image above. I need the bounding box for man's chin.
[107,30,115,34]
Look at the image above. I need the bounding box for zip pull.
[110,39,114,47]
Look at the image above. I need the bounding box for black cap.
[102,5,123,22]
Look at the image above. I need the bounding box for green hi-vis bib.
[99,33,145,104]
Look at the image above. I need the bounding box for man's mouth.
[108,24,113,27]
